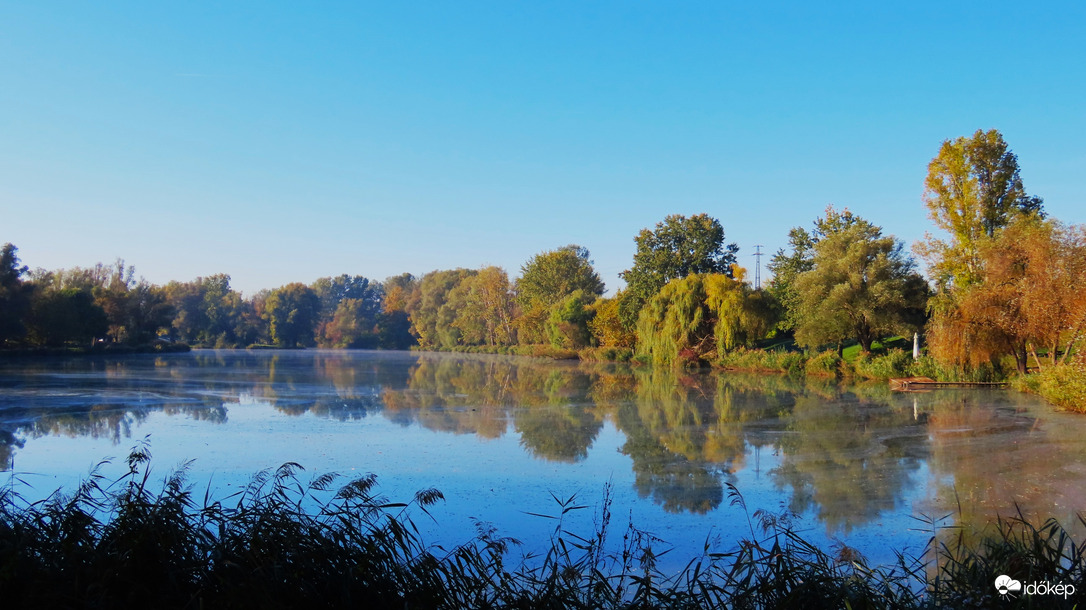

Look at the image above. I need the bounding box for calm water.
[1,350,1084,569]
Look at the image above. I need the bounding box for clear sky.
[2,2,1083,295]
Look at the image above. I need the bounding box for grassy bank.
[1014,355,1086,413]
[0,341,191,358]
[717,344,1009,383]
[2,449,1084,608]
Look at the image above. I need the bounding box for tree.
[545,290,596,349]
[0,244,31,344]
[793,207,928,354]
[443,267,516,347]
[767,227,816,333]
[620,214,738,328]
[705,267,778,354]
[587,292,637,349]
[918,129,1044,288]
[323,298,380,348]
[379,273,418,349]
[407,269,478,349]
[635,271,772,366]
[26,288,109,347]
[164,274,242,346]
[928,217,1086,373]
[263,283,320,347]
[119,280,174,344]
[311,275,383,348]
[515,245,604,344]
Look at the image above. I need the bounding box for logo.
[995,574,1075,600]
[995,575,1022,599]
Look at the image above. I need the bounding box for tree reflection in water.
[1,351,1083,541]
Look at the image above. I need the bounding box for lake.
[1,349,1083,570]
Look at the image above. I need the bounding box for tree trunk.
[1028,343,1044,372]
[1015,345,1029,375]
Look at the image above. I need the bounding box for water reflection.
[0,350,1082,541]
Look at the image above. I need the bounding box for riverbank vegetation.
[2,449,1083,609]
[2,129,1084,407]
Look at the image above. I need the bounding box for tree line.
[2,128,1084,380]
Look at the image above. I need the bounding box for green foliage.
[793,207,928,354]
[446,267,517,347]
[851,349,911,380]
[635,275,714,367]
[0,243,32,344]
[407,269,478,349]
[545,290,595,349]
[704,272,777,356]
[312,275,383,348]
[1026,355,1086,412]
[577,346,634,362]
[263,283,321,348]
[587,292,636,349]
[717,347,808,374]
[322,298,380,348]
[25,288,109,347]
[380,273,419,349]
[515,245,604,344]
[635,273,774,368]
[804,350,844,378]
[620,214,738,326]
[906,355,1006,382]
[767,227,815,333]
[164,274,245,347]
[919,129,1044,289]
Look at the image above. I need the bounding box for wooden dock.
[889,377,1008,391]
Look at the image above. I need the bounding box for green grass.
[3,446,1085,608]
[1015,355,1086,412]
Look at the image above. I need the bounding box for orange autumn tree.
[929,217,1086,373]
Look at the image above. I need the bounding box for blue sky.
[2,2,1083,295]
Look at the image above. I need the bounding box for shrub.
[852,349,911,380]
[717,347,808,374]
[578,346,634,362]
[1029,355,1086,412]
[804,350,843,378]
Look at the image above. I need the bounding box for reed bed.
[1,446,1083,608]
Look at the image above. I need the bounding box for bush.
[1028,356,1086,412]
[717,347,808,374]
[577,346,634,362]
[852,349,911,380]
[804,350,843,378]
[906,355,1007,382]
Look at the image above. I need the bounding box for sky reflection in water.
[0,350,1082,568]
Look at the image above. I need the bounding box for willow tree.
[929,218,1086,373]
[635,271,773,366]
[620,214,738,330]
[793,207,928,354]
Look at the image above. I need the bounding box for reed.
[2,447,1083,608]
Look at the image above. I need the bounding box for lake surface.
[1,349,1084,569]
